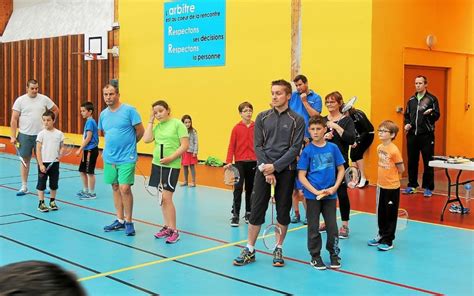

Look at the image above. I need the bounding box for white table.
[429,160,474,220]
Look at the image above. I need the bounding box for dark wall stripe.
[0,34,118,134]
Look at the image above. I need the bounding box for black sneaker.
[38,202,49,212]
[330,256,341,269]
[49,200,59,211]
[272,247,285,267]
[244,212,250,224]
[233,247,256,266]
[230,216,239,227]
[310,257,326,270]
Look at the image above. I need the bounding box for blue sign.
[164,0,226,68]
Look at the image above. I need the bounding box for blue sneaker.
[423,188,433,197]
[16,187,28,196]
[272,247,285,267]
[233,247,256,266]
[76,190,88,198]
[368,238,380,246]
[303,218,308,225]
[80,193,97,200]
[103,220,125,232]
[403,187,416,194]
[125,222,136,236]
[378,243,394,251]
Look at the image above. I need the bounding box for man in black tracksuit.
[403,75,440,197]
[233,79,305,268]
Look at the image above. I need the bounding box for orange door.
[402,66,447,175]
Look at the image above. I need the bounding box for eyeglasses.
[377,129,390,133]
[241,109,253,113]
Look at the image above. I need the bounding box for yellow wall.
[368,0,473,181]
[119,0,372,161]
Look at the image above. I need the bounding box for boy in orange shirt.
[368,120,405,251]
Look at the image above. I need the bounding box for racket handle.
[271,184,275,198]
[160,144,164,159]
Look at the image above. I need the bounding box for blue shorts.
[17,133,37,158]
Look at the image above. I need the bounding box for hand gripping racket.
[224,164,240,186]
[344,166,361,189]
[262,184,282,250]
[45,138,75,172]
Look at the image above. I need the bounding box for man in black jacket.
[233,79,305,267]
[403,75,440,197]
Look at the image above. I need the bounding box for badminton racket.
[224,164,240,186]
[341,96,357,113]
[157,144,164,206]
[344,166,361,189]
[262,184,282,250]
[14,142,27,168]
[397,208,409,230]
[45,138,75,172]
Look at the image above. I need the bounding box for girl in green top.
[143,100,189,244]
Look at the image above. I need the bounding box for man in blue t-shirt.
[98,84,144,236]
[289,74,323,224]
[297,116,345,270]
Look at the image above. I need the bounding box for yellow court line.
[79,211,364,282]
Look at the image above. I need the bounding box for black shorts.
[249,169,295,226]
[350,134,374,162]
[36,162,59,191]
[78,147,99,174]
[149,164,180,193]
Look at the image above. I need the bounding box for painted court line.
[0,185,445,295]
[0,234,157,295]
[11,213,290,295]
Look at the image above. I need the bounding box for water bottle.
[465,183,472,208]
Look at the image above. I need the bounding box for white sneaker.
[357,178,368,188]
[16,187,28,196]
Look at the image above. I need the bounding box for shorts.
[36,162,59,191]
[149,164,180,193]
[182,151,198,166]
[78,147,99,174]
[103,162,136,185]
[17,133,37,158]
[249,169,295,226]
[350,133,374,162]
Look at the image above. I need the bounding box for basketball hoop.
[72,52,100,60]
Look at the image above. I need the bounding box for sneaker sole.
[17,192,28,196]
[50,208,59,211]
[330,265,341,269]
[80,197,97,200]
[230,223,239,227]
[104,228,125,232]
[166,237,180,244]
[368,243,380,246]
[339,235,349,239]
[310,262,327,270]
[378,246,394,251]
[272,261,285,267]
[233,258,255,266]
[126,232,136,236]
[37,208,49,212]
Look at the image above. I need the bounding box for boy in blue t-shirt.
[297,116,345,270]
[75,102,99,200]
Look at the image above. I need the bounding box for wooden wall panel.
[0,33,118,135]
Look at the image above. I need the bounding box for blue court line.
[18,213,291,295]
[0,185,445,295]
[0,234,157,295]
